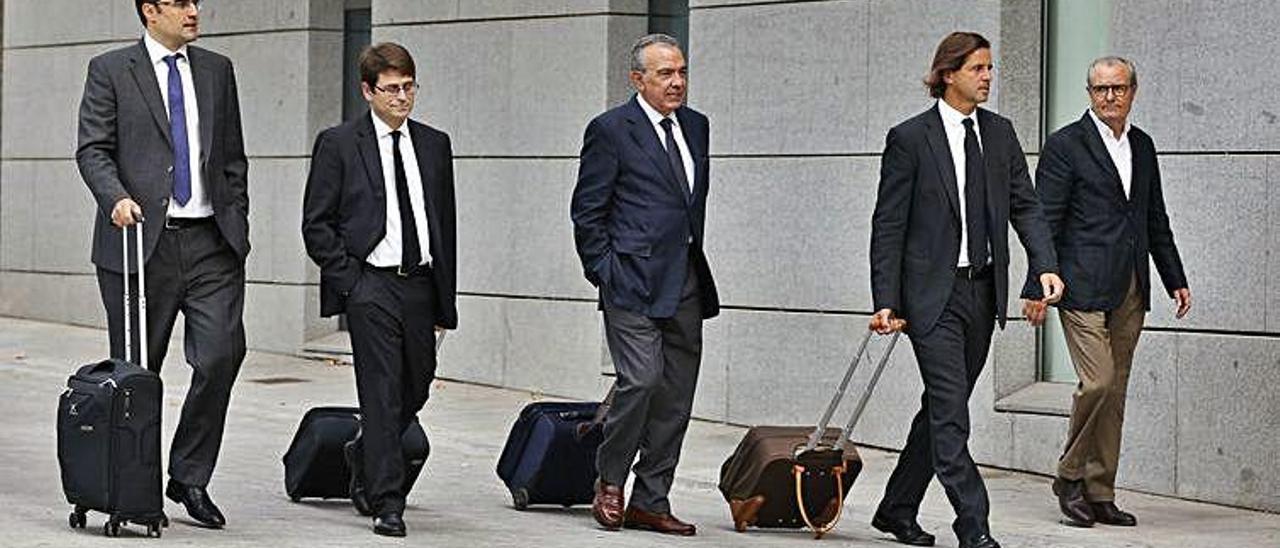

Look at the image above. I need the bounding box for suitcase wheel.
[510,488,530,511]
[103,520,121,537]
[147,523,162,538]
[68,510,87,529]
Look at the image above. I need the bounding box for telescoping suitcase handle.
[121,223,148,368]
[801,328,902,454]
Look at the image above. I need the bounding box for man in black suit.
[76,0,248,529]
[301,42,457,537]
[1025,56,1190,528]
[571,33,718,537]
[868,32,1063,548]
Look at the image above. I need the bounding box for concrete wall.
[0,0,1275,513]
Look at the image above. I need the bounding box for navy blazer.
[571,96,719,319]
[301,113,458,328]
[870,104,1058,336]
[1026,112,1187,311]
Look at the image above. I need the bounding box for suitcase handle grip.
[792,463,845,538]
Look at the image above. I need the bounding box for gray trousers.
[97,221,246,487]
[596,264,702,514]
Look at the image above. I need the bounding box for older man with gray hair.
[1025,56,1191,528]
[570,33,719,536]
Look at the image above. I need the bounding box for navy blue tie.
[164,54,192,206]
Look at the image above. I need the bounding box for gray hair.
[1086,56,1138,87]
[630,33,682,73]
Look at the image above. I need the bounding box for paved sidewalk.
[1,317,1276,547]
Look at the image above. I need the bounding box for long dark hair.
[924,32,991,98]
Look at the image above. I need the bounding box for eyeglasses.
[1088,84,1131,98]
[156,0,200,11]
[374,82,419,97]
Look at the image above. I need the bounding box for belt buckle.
[164,217,180,230]
[396,264,412,278]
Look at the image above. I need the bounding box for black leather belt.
[366,263,433,278]
[955,264,992,279]
[164,216,214,230]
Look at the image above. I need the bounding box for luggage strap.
[792,462,845,539]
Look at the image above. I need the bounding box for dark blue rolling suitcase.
[496,390,613,510]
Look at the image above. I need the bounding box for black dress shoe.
[373,512,406,537]
[344,437,373,517]
[959,533,1001,548]
[1091,501,1137,526]
[871,513,936,546]
[165,479,226,528]
[1052,476,1095,527]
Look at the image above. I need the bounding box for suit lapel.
[408,121,442,254]
[1078,112,1127,201]
[188,48,214,164]
[674,107,700,204]
[355,115,387,209]
[625,97,687,200]
[127,41,172,149]
[923,106,961,222]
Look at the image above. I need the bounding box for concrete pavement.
[1,317,1276,547]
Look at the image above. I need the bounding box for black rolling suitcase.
[57,223,167,537]
[282,407,430,502]
[282,332,442,506]
[495,387,613,510]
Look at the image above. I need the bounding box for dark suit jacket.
[1025,112,1187,311]
[77,40,249,273]
[571,96,719,319]
[871,104,1058,336]
[301,113,458,328]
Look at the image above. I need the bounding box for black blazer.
[301,113,458,328]
[1025,112,1187,311]
[77,40,249,272]
[871,104,1058,336]
[571,96,719,319]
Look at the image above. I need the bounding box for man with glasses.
[1025,56,1190,528]
[302,42,457,537]
[76,0,247,529]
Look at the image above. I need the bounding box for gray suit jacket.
[77,39,249,273]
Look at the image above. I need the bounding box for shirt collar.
[143,32,189,66]
[1088,108,1130,143]
[938,99,978,130]
[370,111,408,140]
[636,93,678,129]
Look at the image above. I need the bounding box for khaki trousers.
[1057,276,1146,501]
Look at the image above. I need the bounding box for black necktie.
[962,118,989,268]
[659,118,691,197]
[390,130,422,271]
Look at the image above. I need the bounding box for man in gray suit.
[76,0,248,529]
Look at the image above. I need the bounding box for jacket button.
[161,198,169,206]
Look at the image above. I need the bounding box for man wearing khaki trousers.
[1025,56,1191,528]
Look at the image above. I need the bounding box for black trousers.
[596,263,702,514]
[97,221,246,487]
[345,265,439,515]
[877,275,995,540]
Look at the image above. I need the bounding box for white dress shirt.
[144,32,211,219]
[1088,108,1133,199]
[366,112,432,268]
[938,99,989,268]
[636,94,695,194]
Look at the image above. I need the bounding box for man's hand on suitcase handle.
[870,309,906,334]
[112,198,144,227]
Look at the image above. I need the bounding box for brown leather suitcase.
[717,330,901,539]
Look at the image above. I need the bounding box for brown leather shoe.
[623,507,696,536]
[592,482,624,530]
